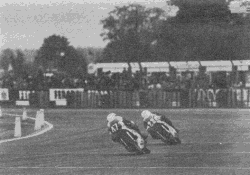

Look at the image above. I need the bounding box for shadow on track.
[147,141,180,146]
[147,142,167,146]
[102,153,145,157]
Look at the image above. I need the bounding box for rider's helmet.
[107,113,116,123]
[141,110,152,120]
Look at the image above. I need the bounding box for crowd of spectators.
[0,67,247,91]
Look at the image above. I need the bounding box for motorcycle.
[148,120,181,145]
[110,122,150,154]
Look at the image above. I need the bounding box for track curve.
[1,109,250,175]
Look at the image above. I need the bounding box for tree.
[102,41,127,63]
[150,0,247,62]
[35,34,70,71]
[13,49,25,78]
[100,4,165,66]
[35,34,87,77]
[172,0,232,23]
[155,21,243,61]
[58,46,81,77]
[0,48,15,71]
[76,47,103,64]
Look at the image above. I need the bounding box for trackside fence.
[1,88,250,108]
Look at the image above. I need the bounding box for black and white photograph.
[0,0,250,174]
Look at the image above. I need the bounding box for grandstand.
[88,60,250,74]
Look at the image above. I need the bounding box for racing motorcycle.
[111,122,150,154]
[147,119,181,145]
[154,121,181,145]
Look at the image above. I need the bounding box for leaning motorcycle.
[147,120,181,145]
[110,122,150,154]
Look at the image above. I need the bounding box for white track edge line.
[1,166,250,170]
[0,116,53,144]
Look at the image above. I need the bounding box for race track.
[1,108,250,175]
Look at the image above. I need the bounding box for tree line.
[1,0,250,81]
[0,35,103,81]
[100,0,250,64]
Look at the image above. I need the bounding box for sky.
[0,0,172,52]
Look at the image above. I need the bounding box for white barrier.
[22,108,27,121]
[40,109,44,125]
[1,117,53,144]
[14,117,21,138]
[34,109,45,131]
[34,111,41,131]
[0,108,52,143]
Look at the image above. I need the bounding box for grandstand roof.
[141,62,169,68]
[200,60,232,72]
[170,61,200,72]
[141,62,169,72]
[232,60,250,71]
[232,60,250,65]
[96,62,129,73]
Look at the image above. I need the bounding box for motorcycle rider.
[107,113,150,154]
[141,110,179,139]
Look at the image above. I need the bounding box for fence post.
[92,91,96,108]
[180,89,189,108]
[88,90,92,108]
[115,90,119,108]
[75,91,81,108]
[178,90,181,107]
[248,88,250,107]
[188,89,192,108]
[127,91,133,108]
[81,91,87,108]
[171,91,176,108]
[162,91,166,108]
[124,91,127,108]
[158,90,163,108]
[243,89,248,108]
[164,91,169,108]
[72,91,76,108]
[109,91,114,108]
[132,91,140,108]
[155,90,159,108]
[232,88,236,108]
[227,88,231,108]
[241,88,243,108]
[124,91,128,108]
[235,89,238,107]
[166,91,170,108]
[122,91,126,108]
[80,91,83,108]
[29,91,38,108]
[230,88,234,108]
[39,91,47,108]
[120,91,124,108]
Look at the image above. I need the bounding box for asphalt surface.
[0,108,250,175]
